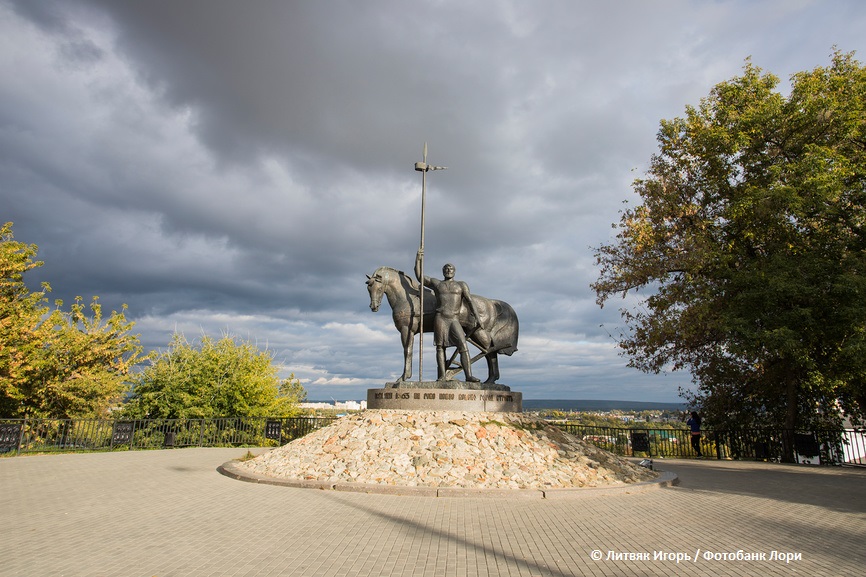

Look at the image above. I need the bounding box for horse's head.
[366,269,387,312]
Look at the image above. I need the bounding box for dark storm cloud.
[3,0,865,400]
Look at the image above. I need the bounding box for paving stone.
[1,448,865,576]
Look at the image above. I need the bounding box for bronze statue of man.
[415,249,481,382]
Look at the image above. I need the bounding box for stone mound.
[238,410,656,490]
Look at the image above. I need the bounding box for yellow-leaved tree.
[1,222,145,418]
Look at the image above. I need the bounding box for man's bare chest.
[437,280,463,296]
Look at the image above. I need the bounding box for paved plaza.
[2,447,864,577]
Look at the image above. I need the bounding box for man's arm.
[461,282,481,326]
[415,249,435,288]
[414,249,424,284]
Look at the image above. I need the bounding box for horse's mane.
[373,266,421,292]
[396,269,420,291]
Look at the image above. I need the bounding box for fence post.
[18,416,26,456]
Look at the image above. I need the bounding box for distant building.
[340,400,365,411]
[299,400,366,411]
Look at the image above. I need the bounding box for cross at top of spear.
[415,142,447,173]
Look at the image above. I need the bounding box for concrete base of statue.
[367,381,522,412]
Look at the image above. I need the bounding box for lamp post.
[414,142,446,383]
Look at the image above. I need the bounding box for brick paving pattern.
[2,448,864,576]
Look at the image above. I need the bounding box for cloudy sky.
[2,1,864,402]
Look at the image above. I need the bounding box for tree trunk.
[781,374,799,463]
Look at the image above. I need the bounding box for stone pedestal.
[367,381,522,412]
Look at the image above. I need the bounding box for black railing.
[1,416,863,466]
[0,416,336,455]
[559,424,866,465]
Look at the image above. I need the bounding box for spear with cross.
[414,142,447,383]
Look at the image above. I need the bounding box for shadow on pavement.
[659,459,866,514]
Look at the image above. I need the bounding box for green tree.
[1,222,144,418]
[122,333,305,419]
[593,51,866,444]
[277,373,307,413]
[34,297,144,419]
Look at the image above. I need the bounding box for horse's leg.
[399,327,414,382]
[484,353,500,384]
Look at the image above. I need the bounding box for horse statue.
[366,266,518,384]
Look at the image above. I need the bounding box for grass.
[237,450,258,462]
[478,420,508,428]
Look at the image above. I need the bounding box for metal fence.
[0,416,336,455]
[560,424,866,466]
[1,416,864,466]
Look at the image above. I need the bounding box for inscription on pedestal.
[367,386,522,412]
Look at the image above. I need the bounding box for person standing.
[415,249,481,382]
[687,411,703,457]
